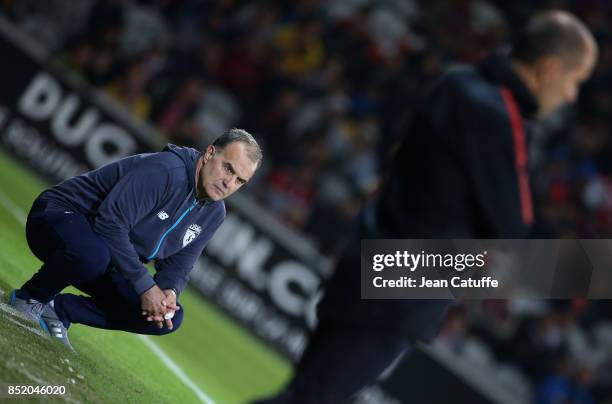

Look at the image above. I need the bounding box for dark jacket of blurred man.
[9,129,261,351]
[255,10,597,404]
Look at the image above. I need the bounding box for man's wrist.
[133,273,157,295]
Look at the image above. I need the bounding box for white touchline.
[0,189,215,404]
[139,335,215,404]
[0,191,26,225]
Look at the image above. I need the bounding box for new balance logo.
[157,210,169,220]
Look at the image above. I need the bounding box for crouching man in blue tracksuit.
[9,128,262,350]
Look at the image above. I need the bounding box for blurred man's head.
[198,128,262,201]
[511,10,598,118]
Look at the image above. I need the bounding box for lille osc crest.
[183,224,202,247]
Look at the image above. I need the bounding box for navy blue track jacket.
[38,144,226,295]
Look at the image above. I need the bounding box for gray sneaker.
[41,302,74,351]
[8,290,47,329]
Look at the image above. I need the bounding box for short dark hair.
[511,10,593,67]
[212,128,263,168]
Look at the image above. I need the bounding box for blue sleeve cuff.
[132,273,157,295]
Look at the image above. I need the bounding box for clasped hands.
[140,285,180,330]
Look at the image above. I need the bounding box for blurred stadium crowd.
[3,0,612,402]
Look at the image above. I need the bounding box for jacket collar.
[478,52,539,118]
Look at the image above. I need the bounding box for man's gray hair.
[212,128,263,168]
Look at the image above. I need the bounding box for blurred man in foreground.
[9,128,261,350]
[256,10,597,403]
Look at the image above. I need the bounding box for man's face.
[199,142,258,201]
[533,45,597,117]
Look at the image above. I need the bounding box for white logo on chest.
[183,224,202,247]
[157,210,169,220]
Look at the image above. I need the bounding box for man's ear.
[534,56,563,83]
[203,145,215,162]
